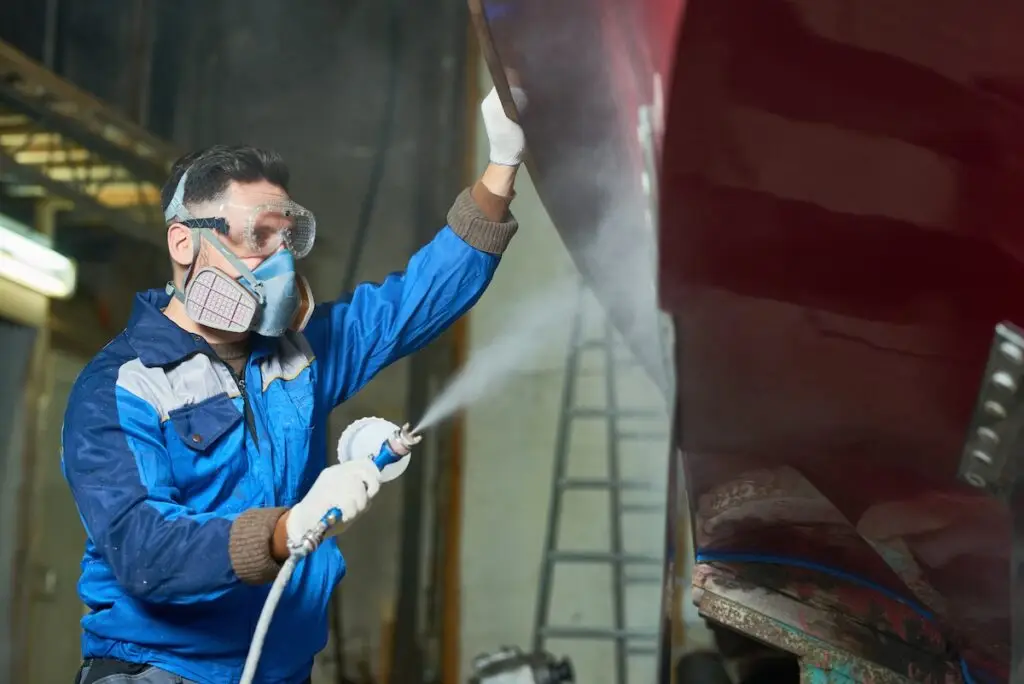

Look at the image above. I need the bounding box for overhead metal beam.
[0,39,177,249]
[0,39,178,172]
[0,149,164,248]
[0,85,168,183]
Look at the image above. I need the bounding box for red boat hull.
[474,0,1024,679]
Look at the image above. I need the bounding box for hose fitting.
[290,507,342,558]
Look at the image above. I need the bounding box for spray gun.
[240,418,422,684]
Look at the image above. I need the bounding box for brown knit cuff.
[229,507,287,585]
[447,186,518,255]
[470,181,515,222]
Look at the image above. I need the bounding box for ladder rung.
[576,340,636,361]
[539,626,659,640]
[625,575,663,585]
[571,408,662,419]
[558,478,657,491]
[619,431,669,441]
[628,645,659,655]
[548,551,662,565]
[621,502,664,513]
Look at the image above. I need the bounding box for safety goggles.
[164,170,317,259]
[205,199,316,260]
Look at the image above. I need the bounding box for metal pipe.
[42,0,59,70]
[389,0,468,679]
[128,0,156,128]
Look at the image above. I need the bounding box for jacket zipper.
[229,361,262,642]
[227,364,259,448]
[188,334,260,448]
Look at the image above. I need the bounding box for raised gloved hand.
[481,85,528,167]
[286,459,381,547]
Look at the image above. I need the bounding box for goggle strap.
[181,217,230,235]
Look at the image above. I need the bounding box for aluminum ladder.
[531,285,669,684]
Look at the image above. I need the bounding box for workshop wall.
[20,348,88,683]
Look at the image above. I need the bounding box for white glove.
[286,460,381,546]
[482,85,528,166]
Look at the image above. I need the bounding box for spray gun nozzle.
[386,424,422,458]
[400,423,423,446]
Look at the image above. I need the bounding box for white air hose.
[239,418,420,684]
[241,555,300,682]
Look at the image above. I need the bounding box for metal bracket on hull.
[958,322,1024,680]
[957,322,1024,499]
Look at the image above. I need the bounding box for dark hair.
[160,144,291,216]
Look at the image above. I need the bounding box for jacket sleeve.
[61,360,287,605]
[304,185,518,410]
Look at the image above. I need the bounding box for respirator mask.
[163,169,317,337]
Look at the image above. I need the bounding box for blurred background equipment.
[468,646,573,684]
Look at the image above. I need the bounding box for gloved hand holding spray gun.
[240,418,423,684]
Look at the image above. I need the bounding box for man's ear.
[167,223,194,268]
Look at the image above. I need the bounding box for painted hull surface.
[474,0,1024,680]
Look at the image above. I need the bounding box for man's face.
[168,179,292,280]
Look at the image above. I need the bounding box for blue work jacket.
[61,224,501,683]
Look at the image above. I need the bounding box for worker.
[63,86,526,684]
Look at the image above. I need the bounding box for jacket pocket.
[167,394,247,509]
[169,393,242,453]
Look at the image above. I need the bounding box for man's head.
[161,145,293,282]
[160,145,317,338]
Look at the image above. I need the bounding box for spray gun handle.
[309,440,403,545]
[303,426,422,553]
[292,507,343,557]
[319,433,417,538]
[318,507,342,530]
[374,440,404,471]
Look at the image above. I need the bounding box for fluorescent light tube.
[0,213,77,299]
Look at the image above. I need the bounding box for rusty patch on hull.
[694,564,962,683]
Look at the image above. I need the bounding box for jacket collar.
[126,289,275,368]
